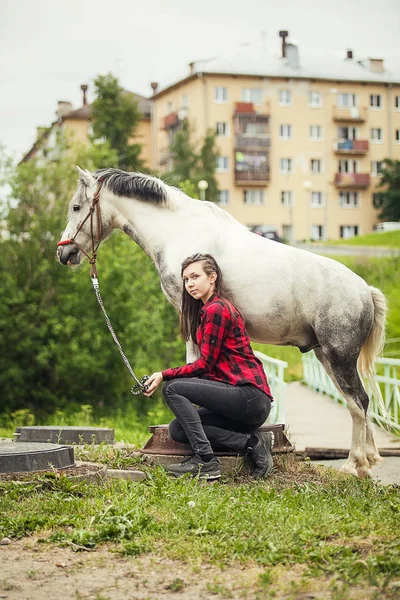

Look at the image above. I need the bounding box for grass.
[0,450,399,598]
[325,229,400,247]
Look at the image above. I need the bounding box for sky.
[1,0,400,161]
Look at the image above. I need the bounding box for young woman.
[144,253,274,480]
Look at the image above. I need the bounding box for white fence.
[254,351,288,425]
[302,352,400,432]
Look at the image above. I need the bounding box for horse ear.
[76,165,95,187]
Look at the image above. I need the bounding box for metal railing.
[302,351,400,432]
[254,351,288,425]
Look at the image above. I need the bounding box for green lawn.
[326,229,400,247]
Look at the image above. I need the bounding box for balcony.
[333,106,367,123]
[334,139,369,154]
[235,170,270,185]
[235,134,271,150]
[334,173,370,188]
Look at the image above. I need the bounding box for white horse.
[57,167,387,478]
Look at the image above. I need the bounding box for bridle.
[57,179,104,278]
[57,178,149,395]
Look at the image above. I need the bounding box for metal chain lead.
[91,277,149,395]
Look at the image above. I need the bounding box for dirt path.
[0,539,396,600]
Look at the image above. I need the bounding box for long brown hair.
[180,253,235,342]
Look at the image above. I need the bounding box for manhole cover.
[0,442,75,473]
[15,426,115,445]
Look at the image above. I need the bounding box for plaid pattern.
[162,295,272,398]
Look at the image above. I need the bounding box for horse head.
[57,166,113,267]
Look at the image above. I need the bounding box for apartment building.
[21,85,152,167]
[151,33,400,241]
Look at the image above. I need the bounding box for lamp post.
[198,179,208,201]
[303,180,312,247]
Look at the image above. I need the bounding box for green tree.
[378,159,400,221]
[168,120,220,202]
[0,141,182,420]
[91,73,144,171]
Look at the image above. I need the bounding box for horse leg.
[365,417,383,468]
[314,348,372,478]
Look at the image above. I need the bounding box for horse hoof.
[357,466,373,479]
[340,462,358,477]
[367,453,383,468]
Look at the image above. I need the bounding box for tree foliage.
[0,142,183,420]
[378,159,400,221]
[91,73,144,172]
[168,120,220,202]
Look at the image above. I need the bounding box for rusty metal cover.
[142,423,294,456]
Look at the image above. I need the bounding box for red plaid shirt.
[162,294,272,398]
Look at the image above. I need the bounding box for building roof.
[61,91,152,120]
[154,43,400,97]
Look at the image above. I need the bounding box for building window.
[217,190,229,205]
[371,128,383,142]
[216,156,229,172]
[281,191,294,207]
[310,159,323,173]
[337,93,357,108]
[312,225,324,240]
[216,122,229,136]
[311,192,324,207]
[242,88,263,104]
[309,91,322,108]
[279,124,292,140]
[244,122,266,135]
[166,101,173,114]
[309,125,323,140]
[370,94,382,109]
[340,225,359,239]
[372,193,384,208]
[282,224,293,243]
[339,159,358,173]
[280,158,293,174]
[243,189,265,205]
[215,87,228,103]
[279,90,291,106]
[396,96,400,110]
[396,130,400,144]
[181,94,188,108]
[339,192,360,208]
[338,126,358,140]
[371,161,384,176]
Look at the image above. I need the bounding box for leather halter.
[57,179,104,278]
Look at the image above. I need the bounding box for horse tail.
[358,286,387,377]
[358,287,388,421]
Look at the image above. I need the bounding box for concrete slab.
[283,381,400,453]
[0,443,75,473]
[107,469,146,481]
[14,426,115,445]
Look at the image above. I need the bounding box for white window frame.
[339,191,360,208]
[243,189,265,205]
[281,190,294,207]
[339,159,359,174]
[371,128,383,143]
[280,158,293,174]
[216,156,229,172]
[279,90,291,106]
[215,87,228,103]
[311,192,324,207]
[396,96,400,111]
[340,225,359,239]
[216,122,229,137]
[310,159,323,174]
[396,130,400,144]
[337,93,357,108]
[181,94,188,108]
[371,161,384,176]
[311,225,324,240]
[279,124,292,140]
[309,125,323,141]
[338,126,358,141]
[242,88,263,104]
[217,190,229,205]
[370,94,382,109]
[166,101,173,114]
[309,91,322,108]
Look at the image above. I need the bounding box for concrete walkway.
[282,381,400,483]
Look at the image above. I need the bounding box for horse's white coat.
[58,169,387,478]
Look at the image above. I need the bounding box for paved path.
[294,243,399,258]
[283,381,400,483]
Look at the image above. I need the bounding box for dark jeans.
[162,378,272,456]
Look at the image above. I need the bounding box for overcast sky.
[1,0,400,161]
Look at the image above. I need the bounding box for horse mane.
[94,168,168,205]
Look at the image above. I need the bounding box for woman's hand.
[143,372,163,397]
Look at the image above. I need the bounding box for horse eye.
[73,205,80,212]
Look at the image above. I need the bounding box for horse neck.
[110,188,196,263]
